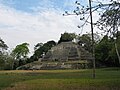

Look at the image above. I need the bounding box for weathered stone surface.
[17,42,93,70]
[42,42,93,61]
[17,60,89,70]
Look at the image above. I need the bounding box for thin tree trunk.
[115,43,120,65]
[89,0,96,78]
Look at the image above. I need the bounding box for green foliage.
[58,32,76,43]
[95,33,120,67]
[11,43,29,69]
[99,5,120,27]
[78,33,100,53]
[0,38,8,54]
[96,1,120,66]
[78,34,92,52]
[34,43,43,51]
[95,36,112,66]
[0,53,14,70]
[0,54,5,70]
[0,38,14,70]
[30,40,56,61]
[97,1,120,36]
[12,43,29,60]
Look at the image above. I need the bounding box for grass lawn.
[0,68,120,90]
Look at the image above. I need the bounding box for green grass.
[0,68,120,90]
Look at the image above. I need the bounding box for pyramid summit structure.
[42,42,93,61]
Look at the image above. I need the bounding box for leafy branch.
[63,0,120,36]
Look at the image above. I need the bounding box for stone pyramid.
[42,42,93,61]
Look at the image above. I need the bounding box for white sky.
[0,0,119,55]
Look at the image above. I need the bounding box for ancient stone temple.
[17,42,93,70]
[42,42,93,61]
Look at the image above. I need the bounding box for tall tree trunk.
[115,43,120,65]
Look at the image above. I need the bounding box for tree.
[12,43,29,68]
[58,32,76,43]
[95,35,113,67]
[0,38,8,54]
[12,43,29,59]
[63,0,120,78]
[78,34,92,52]
[95,32,120,67]
[108,32,120,67]
[0,54,5,70]
[0,38,9,70]
[30,40,56,61]
[97,1,120,64]
[0,52,14,70]
[97,1,120,35]
[34,43,43,51]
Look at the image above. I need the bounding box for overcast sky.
[0,0,117,54]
